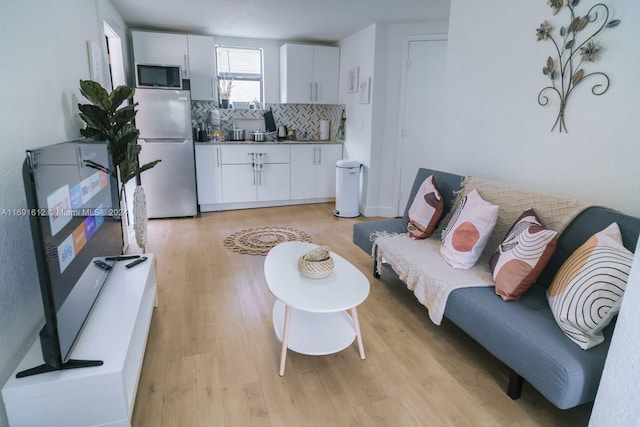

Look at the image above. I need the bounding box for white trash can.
[334,159,361,218]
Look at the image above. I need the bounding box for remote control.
[125,256,148,269]
[105,255,140,261]
[93,260,112,270]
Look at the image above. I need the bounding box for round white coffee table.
[264,241,370,376]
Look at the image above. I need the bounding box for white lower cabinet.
[196,143,342,211]
[195,145,223,204]
[258,163,291,201]
[291,144,342,199]
[2,256,157,427]
[220,145,290,204]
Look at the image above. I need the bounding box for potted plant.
[78,79,160,251]
[218,75,234,109]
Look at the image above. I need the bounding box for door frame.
[393,34,448,216]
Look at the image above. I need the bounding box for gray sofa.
[352,168,640,410]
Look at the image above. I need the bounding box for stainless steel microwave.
[135,64,182,89]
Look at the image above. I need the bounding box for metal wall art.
[536,0,620,132]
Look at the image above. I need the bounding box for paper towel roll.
[320,120,330,140]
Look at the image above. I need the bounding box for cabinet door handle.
[183,54,189,78]
[216,147,221,167]
[250,153,256,186]
[309,83,313,102]
[210,77,215,99]
[314,82,318,102]
[318,146,322,165]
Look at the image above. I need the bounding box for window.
[216,46,263,108]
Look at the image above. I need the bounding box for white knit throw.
[373,175,590,325]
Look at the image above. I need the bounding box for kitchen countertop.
[195,140,342,145]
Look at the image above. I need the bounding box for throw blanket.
[373,176,590,325]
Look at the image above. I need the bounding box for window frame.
[215,45,264,106]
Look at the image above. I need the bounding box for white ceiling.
[109,0,451,43]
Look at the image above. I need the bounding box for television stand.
[2,254,157,427]
[16,358,104,378]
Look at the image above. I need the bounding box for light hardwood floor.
[130,203,592,426]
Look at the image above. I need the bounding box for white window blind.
[216,47,262,79]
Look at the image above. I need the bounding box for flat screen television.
[18,139,124,378]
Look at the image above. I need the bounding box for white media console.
[1,255,157,427]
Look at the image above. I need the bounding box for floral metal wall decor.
[536,0,620,132]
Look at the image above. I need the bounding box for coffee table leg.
[350,307,365,360]
[279,304,292,376]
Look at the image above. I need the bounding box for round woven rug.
[223,227,312,256]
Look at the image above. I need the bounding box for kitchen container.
[334,159,361,218]
[253,131,265,142]
[320,120,330,140]
[278,125,288,140]
[230,128,246,141]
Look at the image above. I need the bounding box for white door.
[313,46,340,104]
[397,37,448,215]
[290,145,317,199]
[221,164,256,203]
[280,44,314,103]
[316,145,342,198]
[258,163,290,202]
[195,145,223,204]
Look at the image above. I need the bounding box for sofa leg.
[507,371,524,400]
[373,246,380,278]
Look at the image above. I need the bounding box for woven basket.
[298,246,334,279]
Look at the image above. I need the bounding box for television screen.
[21,140,123,375]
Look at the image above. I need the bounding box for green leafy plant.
[536,0,620,132]
[78,80,160,195]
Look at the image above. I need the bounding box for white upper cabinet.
[280,43,339,104]
[132,31,190,79]
[187,35,216,101]
[132,31,217,100]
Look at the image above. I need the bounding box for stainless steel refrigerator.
[134,88,197,218]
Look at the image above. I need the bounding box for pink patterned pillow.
[440,189,499,269]
[489,209,558,301]
[407,175,444,239]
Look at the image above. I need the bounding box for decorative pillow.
[440,189,499,269]
[547,223,633,350]
[489,209,558,301]
[407,175,444,239]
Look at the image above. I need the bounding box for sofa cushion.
[407,175,444,239]
[440,189,499,269]
[444,284,614,409]
[489,209,558,301]
[547,222,633,350]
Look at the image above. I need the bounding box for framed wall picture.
[358,77,371,104]
[348,67,359,93]
[87,40,104,87]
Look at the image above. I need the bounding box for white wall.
[0,1,126,425]
[589,238,640,426]
[338,24,379,214]
[338,21,449,217]
[439,0,640,216]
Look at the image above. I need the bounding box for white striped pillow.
[547,223,633,350]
